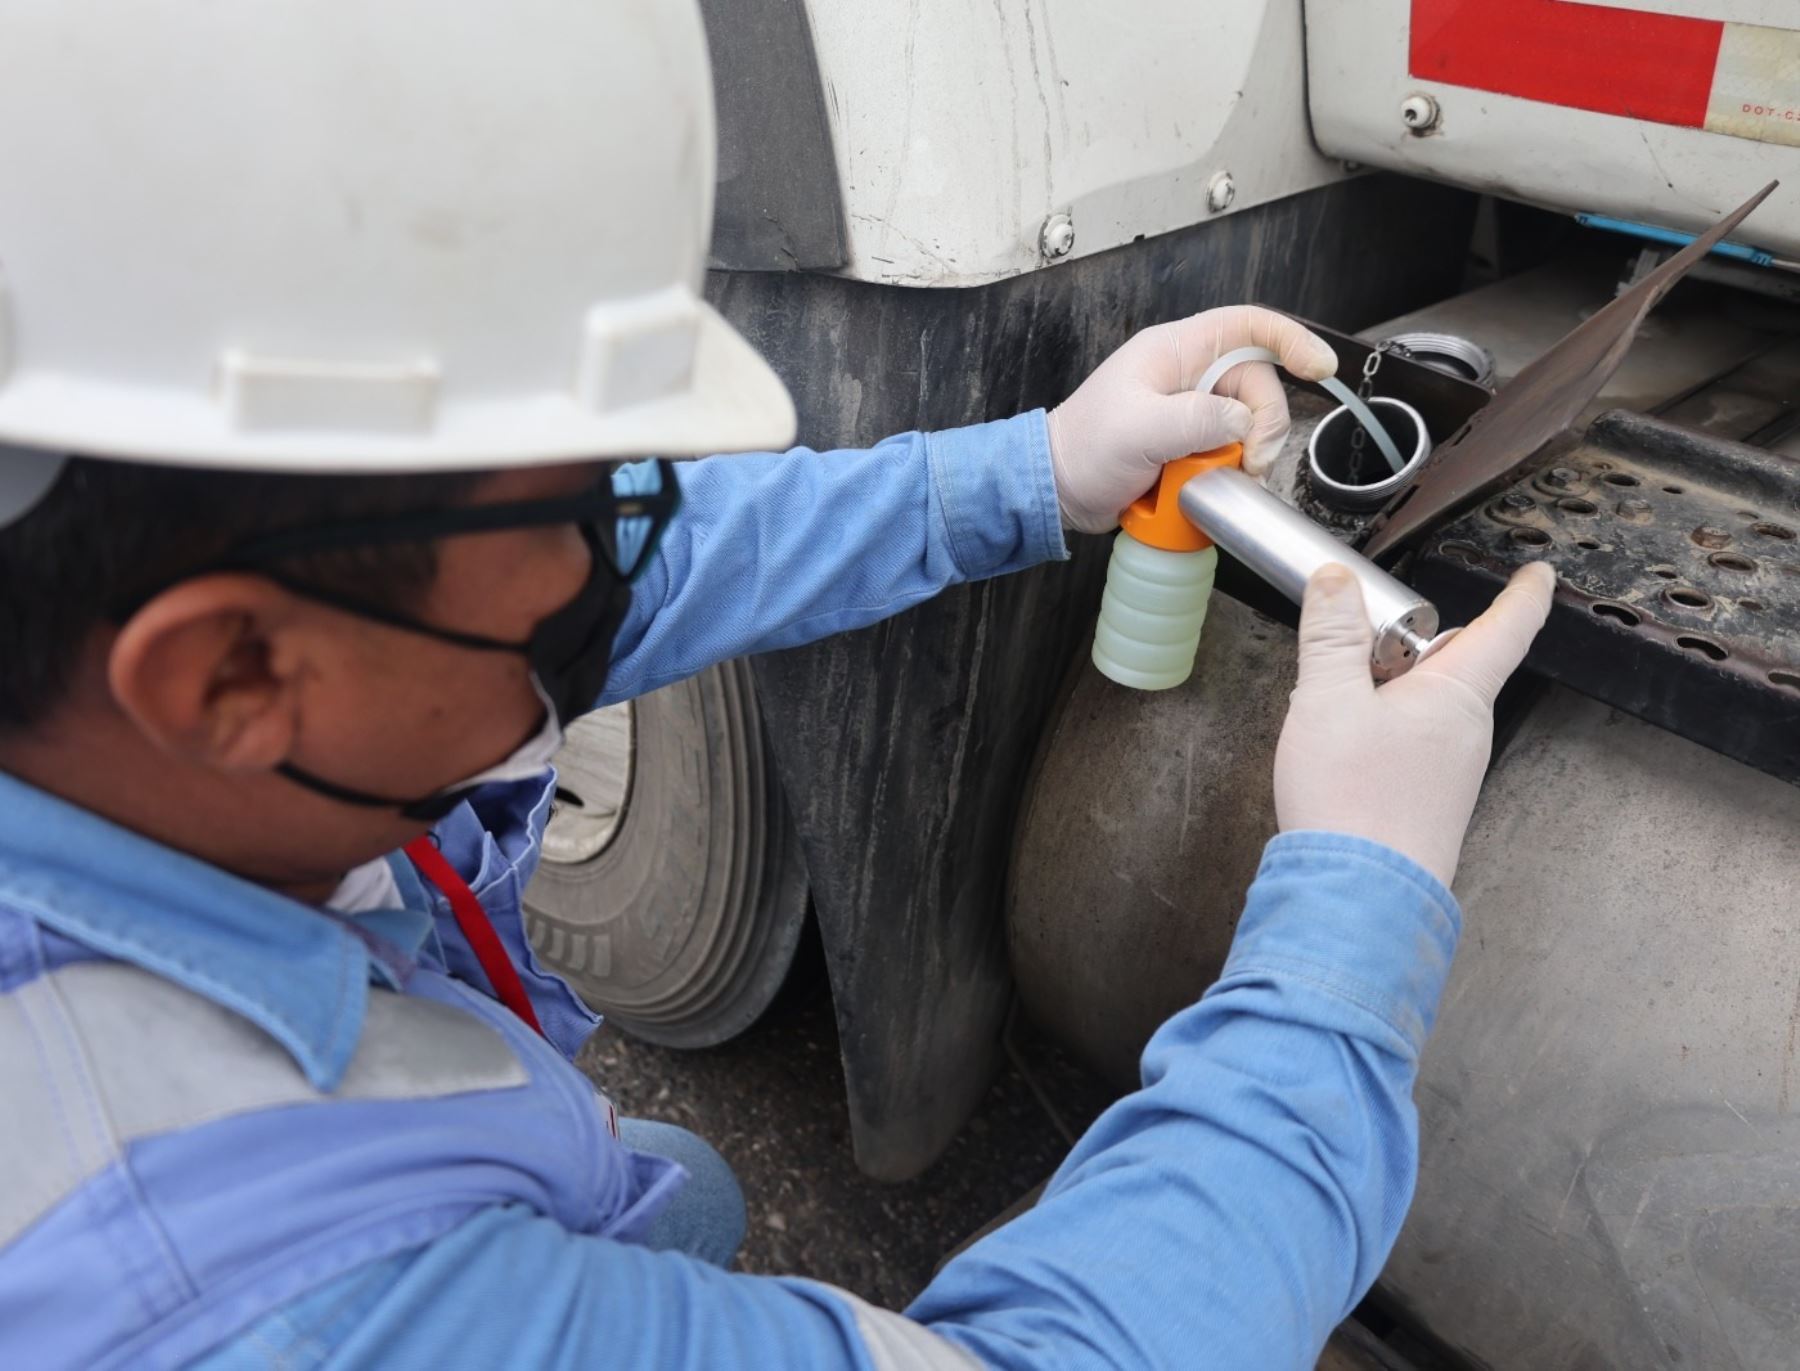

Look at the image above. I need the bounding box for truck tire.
[523,660,810,1048]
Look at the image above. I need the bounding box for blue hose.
[1575,212,1784,269]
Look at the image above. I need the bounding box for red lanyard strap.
[403,837,545,1038]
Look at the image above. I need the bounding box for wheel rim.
[541,702,635,866]
[525,664,812,1049]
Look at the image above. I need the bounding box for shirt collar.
[0,769,434,1090]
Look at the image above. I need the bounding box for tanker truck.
[524,3,1800,1364]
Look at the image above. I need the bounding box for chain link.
[1346,342,1394,483]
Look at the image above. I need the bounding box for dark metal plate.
[1364,182,1779,559]
[1279,314,1497,448]
[1412,410,1800,785]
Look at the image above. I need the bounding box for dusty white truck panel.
[801,0,1347,285]
[1306,0,1800,256]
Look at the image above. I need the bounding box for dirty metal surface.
[1364,182,1779,559]
[1010,594,1800,1364]
[1412,410,1800,785]
[1656,334,1800,446]
[1369,257,1783,409]
[1389,686,1800,1371]
[1010,593,1296,1086]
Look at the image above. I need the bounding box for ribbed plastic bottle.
[1091,444,1243,691]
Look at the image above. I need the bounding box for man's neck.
[0,717,370,907]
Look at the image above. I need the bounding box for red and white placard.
[1411,0,1800,149]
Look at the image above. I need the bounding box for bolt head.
[1401,92,1441,133]
[1039,213,1076,259]
[1499,492,1534,512]
[1206,171,1236,214]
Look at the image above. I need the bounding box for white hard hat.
[0,0,796,522]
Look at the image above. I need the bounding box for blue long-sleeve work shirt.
[0,413,1462,1369]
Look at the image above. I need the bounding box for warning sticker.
[1411,1,1800,149]
[1705,23,1800,148]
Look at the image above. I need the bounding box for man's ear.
[108,575,307,772]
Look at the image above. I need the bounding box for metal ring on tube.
[1306,396,1432,511]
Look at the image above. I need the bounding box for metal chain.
[1345,342,1391,483]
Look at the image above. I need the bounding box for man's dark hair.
[0,456,485,732]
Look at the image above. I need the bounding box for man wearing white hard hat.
[0,2,1552,1366]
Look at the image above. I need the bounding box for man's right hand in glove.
[1274,561,1557,888]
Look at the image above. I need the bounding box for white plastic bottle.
[1091,535,1219,690]
[1090,446,1240,691]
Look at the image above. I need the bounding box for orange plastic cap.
[1118,443,1243,551]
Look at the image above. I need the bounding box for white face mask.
[438,675,568,795]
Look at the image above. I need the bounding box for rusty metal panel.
[1364,182,1778,559]
[1412,410,1800,784]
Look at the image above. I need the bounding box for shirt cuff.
[926,409,1068,582]
[1217,831,1463,1056]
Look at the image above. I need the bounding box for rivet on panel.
[1400,92,1442,134]
[1039,213,1076,260]
[1206,172,1236,214]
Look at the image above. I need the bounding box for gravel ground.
[575,963,1116,1307]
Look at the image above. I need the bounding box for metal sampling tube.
[1177,466,1440,680]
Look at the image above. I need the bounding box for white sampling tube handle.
[1196,345,1406,476]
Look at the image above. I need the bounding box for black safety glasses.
[209,457,682,584]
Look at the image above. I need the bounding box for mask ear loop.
[277,669,563,820]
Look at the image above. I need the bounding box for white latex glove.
[1047,305,1338,533]
[1273,562,1557,888]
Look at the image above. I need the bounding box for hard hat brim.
[0,303,797,479]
